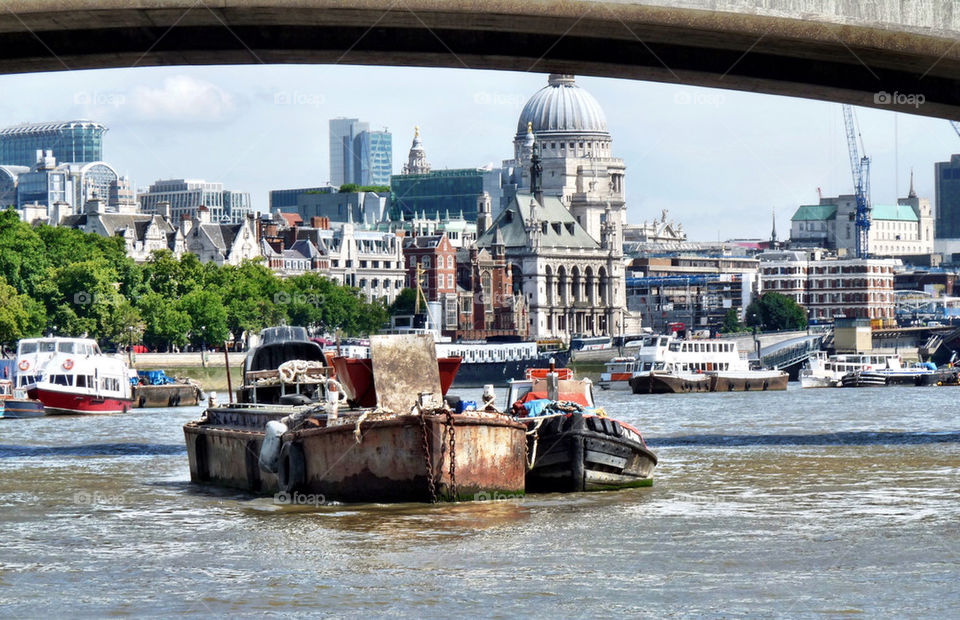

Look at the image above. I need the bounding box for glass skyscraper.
[936,154,960,239]
[0,120,106,167]
[329,118,392,186]
[354,130,392,186]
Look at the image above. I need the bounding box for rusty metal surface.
[370,335,442,412]
[291,414,526,502]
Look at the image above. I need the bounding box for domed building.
[502,74,626,243]
[476,74,632,340]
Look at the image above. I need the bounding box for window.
[424,256,430,267]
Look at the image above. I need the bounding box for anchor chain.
[417,406,437,503]
[444,409,457,501]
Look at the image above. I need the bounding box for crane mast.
[842,105,871,258]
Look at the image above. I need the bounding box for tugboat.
[184,330,526,503]
[15,337,133,414]
[507,364,658,492]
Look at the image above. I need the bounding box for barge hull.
[134,384,202,408]
[185,413,526,503]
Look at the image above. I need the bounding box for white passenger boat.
[799,352,902,388]
[15,337,133,414]
[626,334,788,394]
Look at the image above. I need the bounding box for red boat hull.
[333,356,461,408]
[26,387,133,415]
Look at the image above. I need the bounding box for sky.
[0,63,957,242]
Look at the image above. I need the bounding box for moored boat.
[598,357,643,390]
[0,380,46,418]
[184,331,526,503]
[132,370,204,408]
[507,366,658,492]
[626,334,787,394]
[800,352,903,388]
[16,337,133,414]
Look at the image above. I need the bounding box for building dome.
[515,74,609,138]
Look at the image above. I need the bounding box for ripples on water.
[0,384,958,617]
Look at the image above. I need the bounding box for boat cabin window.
[40,341,56,353]
[17,375,37,387]
[101,377,120,392]
[76,375,95,388]
[51,374,73,386]
[58,342,75,353]
[19,342,38,354]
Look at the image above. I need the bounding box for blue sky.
[0,63,956,241]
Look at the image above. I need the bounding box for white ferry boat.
[625,335,788,394]
[799,352,902,389]
[15,337,133,414]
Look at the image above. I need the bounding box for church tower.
[402,126,430,174]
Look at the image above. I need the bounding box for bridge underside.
[0,2,958,119]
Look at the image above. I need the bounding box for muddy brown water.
[1,384,958,617]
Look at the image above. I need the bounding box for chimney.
[311,216,323,229]
[158,201,172,221]
[180,213,193,237]
[196,205,210,224]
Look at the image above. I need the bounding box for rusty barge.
[183,329,526,503]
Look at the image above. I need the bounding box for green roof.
[870,204,918,221]
[791,205,837,221]
[476,192,600,250]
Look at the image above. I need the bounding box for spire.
[530,140,543,204]
[403,125,430,174]
[909,168,917,198]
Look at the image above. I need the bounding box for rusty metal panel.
[370,334,442,412]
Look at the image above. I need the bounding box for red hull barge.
[27,387,133,415]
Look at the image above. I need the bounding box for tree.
[137,291,191,351]
[180,289,229,347]
[721,308,743,333]
[389,288,417,316]
[745,292,807,332]
[0,276,36,347]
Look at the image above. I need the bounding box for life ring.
[18,360,29,371]
[62,358,74,370]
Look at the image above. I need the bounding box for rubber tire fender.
[278,441,306,494]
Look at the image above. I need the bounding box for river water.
[1,384,958,617]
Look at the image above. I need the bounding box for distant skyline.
[0,63,957,241]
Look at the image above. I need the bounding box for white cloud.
[129,75,236,123]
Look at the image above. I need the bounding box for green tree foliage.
[721,308,743,333]
[180,289,230,347]
[338,184,390,194]
[389,288,417,316]
[1,217,395,347]
[137,291,191,352]
[0,276,38,347]
[744,292,808,332]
